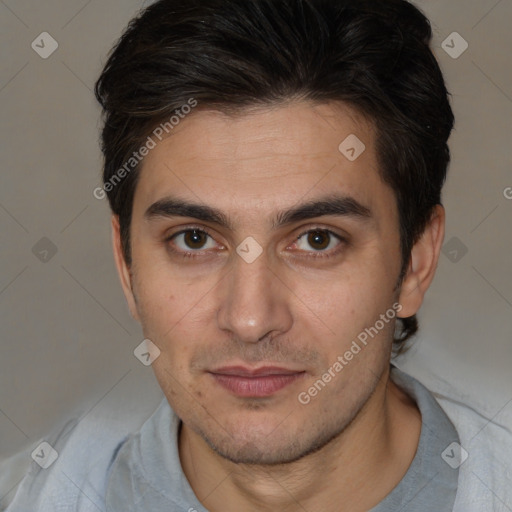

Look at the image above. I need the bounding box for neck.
[179,367,421,512]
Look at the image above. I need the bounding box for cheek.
[296,267,376,324]
[293,265,398,359]
[131,267,211,367]
[132,259,205,334]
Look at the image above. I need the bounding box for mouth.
[208,366,306,398]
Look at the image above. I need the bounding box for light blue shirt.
[1,366,471,511]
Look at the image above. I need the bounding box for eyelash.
[164,225,347,260]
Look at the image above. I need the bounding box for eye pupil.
[185,230,207,249]
[308,231,330,250]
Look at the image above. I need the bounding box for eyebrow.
[144,194,372,230]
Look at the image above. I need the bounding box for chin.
[207,435,306,465]
[197,416,347,466]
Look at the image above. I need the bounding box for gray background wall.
[1,0,511,506]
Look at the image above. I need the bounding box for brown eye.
[183,230,209,249]
[307,231,331,250]
[169,229,217,254]
[293,229,345,257]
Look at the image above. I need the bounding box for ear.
[397,205,445,318]
[111,215,140,322]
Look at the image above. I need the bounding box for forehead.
[132,101,394,224]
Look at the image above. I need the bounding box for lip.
[211,365,302,377]
[209,366,305,397]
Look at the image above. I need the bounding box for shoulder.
[434,394,512,512]
[4,395,164,512]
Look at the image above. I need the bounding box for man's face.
[118,102,405,464]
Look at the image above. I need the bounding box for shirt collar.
[369,364,460,511]
[106,365,460,511]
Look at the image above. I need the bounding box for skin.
[111,101,445,512]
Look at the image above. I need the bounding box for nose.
[216,250,293,344]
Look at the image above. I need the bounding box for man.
[5,0,511,511]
